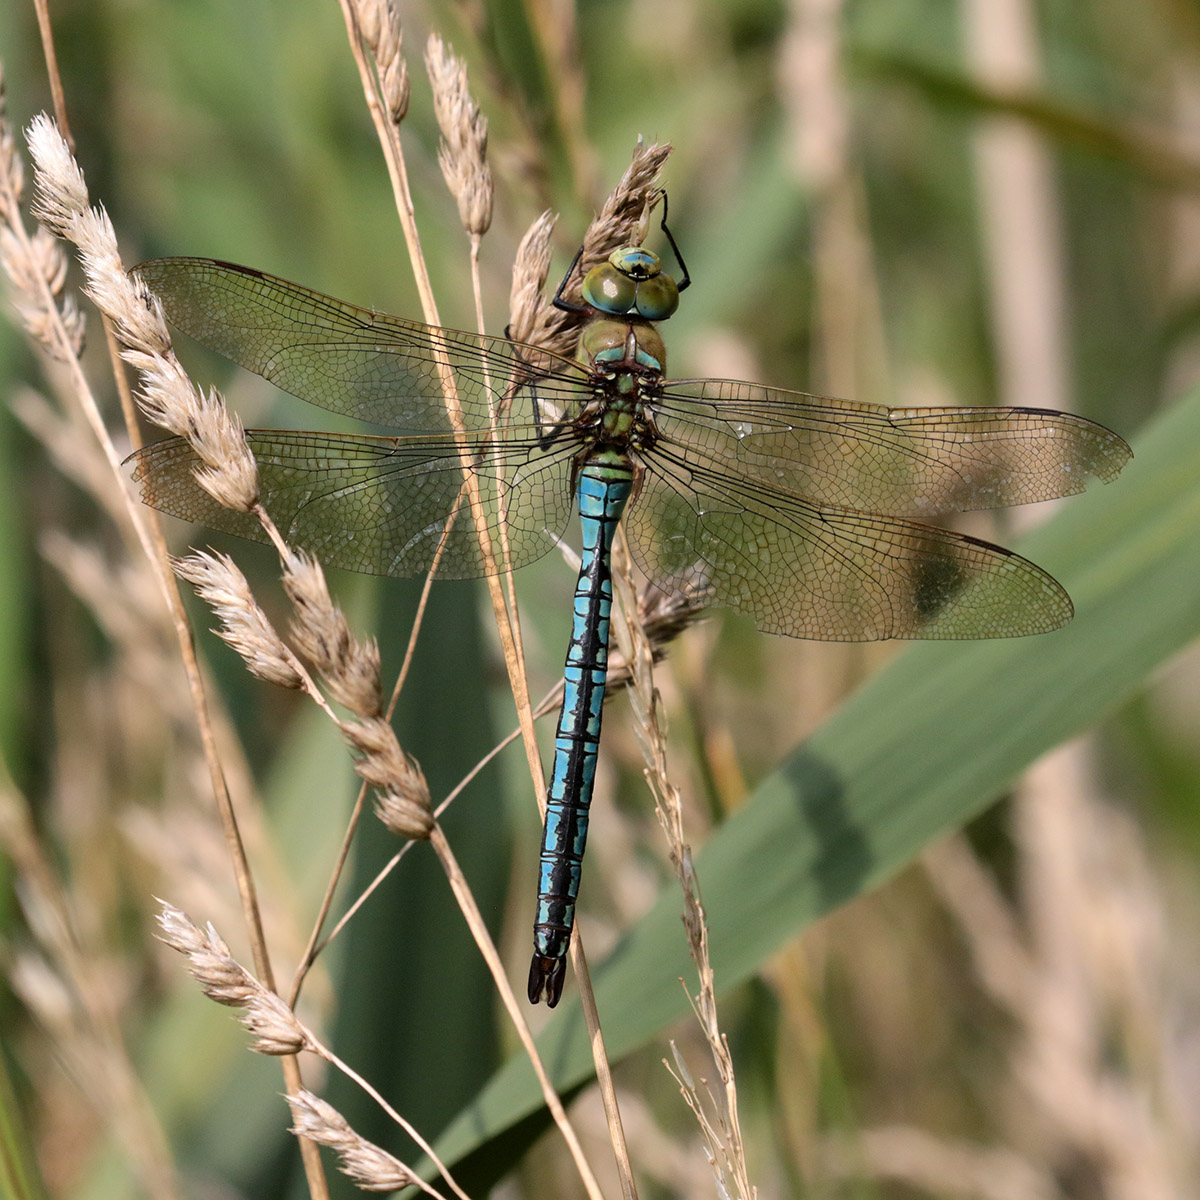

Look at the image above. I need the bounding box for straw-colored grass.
[2,1,1198,1199]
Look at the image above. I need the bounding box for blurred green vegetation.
[3,0,1199,1197]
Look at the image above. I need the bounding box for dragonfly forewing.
[133,258,591,435]
[654,380,1131,517]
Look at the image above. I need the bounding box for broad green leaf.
[427,385,1200,1179]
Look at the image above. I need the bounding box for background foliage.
[2,0,1199,1197]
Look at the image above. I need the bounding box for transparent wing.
[654,379,1131,516]
[133,258,594,434]
[129,428,578,579]
[626,447,1073,640]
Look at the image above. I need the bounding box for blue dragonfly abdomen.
[528,462,633,1006]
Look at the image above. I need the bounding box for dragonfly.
[128,222,1130,1007]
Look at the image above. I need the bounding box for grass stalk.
[15,112,334,1199]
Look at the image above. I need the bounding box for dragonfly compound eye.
[633,272,679,320]
[582,262,638,314]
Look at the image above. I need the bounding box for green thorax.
[578,316,668,375]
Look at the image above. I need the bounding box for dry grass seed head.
[26,116,259,509]
[173,550,303,690]
[586,141,672,256]
[507,209,557,348]
[357,0,410,122]
[288,1090,420,1192]
[155,901,258,1007]
[129,362,259,513]
[241,988,309,1055]
[537,141,672,358]
[426,34,492,239]
[1,247,83,358]
[0,225,85,359]
[0,106,86,358]
[26,114,88,231]
[282,550,383,717]
[607,581,711,692]
[339,716,433,839]
[156,902,309,1053]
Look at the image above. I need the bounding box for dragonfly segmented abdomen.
[528,461,634,1007]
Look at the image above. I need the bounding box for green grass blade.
[426,385,1200,1180]
[0,1045,49,1200]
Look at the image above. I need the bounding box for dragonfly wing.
[655,380,1130,516]
[129,429,577,580]
[133,258,592,434]
[627,449,1072,640]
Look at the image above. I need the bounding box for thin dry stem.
[32,0,71,148]
[425,33,543,879]
[340,0,547,824]
[306,1039,472,1200]
[426,825,607,1200]
[610,533,756,1200]
[338,0,437,324]
[16,113,327,1196]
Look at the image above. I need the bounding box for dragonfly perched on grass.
[129,221,1130,1007]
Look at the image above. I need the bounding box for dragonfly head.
[581,246,680,321]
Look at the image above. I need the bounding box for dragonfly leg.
[657,192,691,293]
[552,244,589,315]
